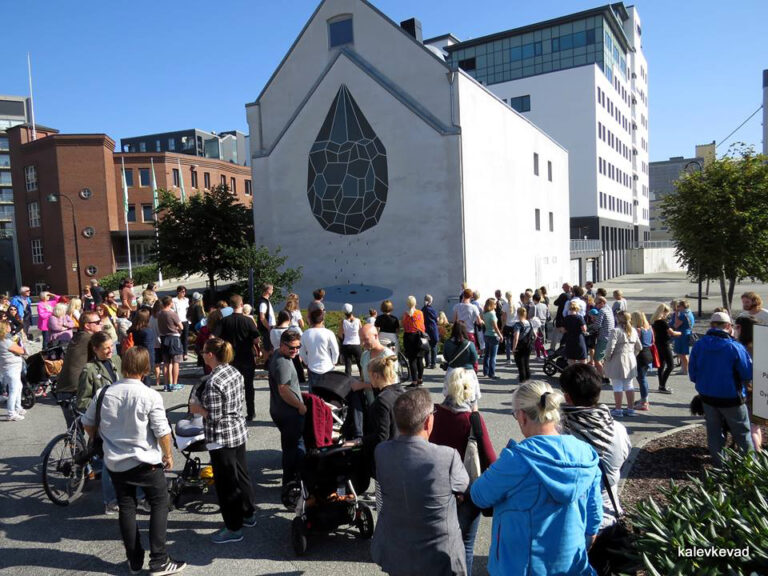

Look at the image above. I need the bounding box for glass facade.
[447,15,627,86]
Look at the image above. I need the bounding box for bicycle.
[41,396,89,506]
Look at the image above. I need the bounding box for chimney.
[400,18,423,43]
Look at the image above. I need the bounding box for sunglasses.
[285,344,301,351]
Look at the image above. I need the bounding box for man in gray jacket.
[372,388,468,576]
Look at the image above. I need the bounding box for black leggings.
[657,344,674,390]
[403,333,424,382]
[341,344,362,378]
[514,350,531,383]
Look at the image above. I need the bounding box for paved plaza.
[1,272,763,575]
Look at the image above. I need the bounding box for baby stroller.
[290,372,374,555]
[165,379,214,509]
[21,342,64,409]
[543,344,569,377]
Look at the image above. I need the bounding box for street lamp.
[685,160,704,318]
[47,193,83,297]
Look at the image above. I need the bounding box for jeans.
[503,328,514,362]
[514,350,531,383]
[428,343,438,368]
[341,344,362,378]
[637,361,649,401]
[233,363,255,419]
[109,463,170,572]
[458,502,481,575]
[483,335,499,377]
[657,344,674,390]
[307,370,326,394]
[702,402,754,466]
[209,444,256,531]
[3,365,22,416]
[41,330,49,349]
[180,322,189,356]
[273,412,306,486]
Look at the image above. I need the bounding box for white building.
[441,3,649,280]
[246,0,570,310]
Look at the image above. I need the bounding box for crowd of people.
[1,277,766,575]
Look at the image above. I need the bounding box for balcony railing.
[632,241,675,249]
[570,239,602,254]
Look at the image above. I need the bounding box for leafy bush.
[98,264,179,293]
[631,448,768,575]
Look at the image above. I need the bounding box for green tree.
[224,245,302,303]
[155,185,253,292]
[662,145,768,312]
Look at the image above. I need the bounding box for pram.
[290,371,374,555]
[543,344,569,377]
[21,342,64,409]
[165,379,214,509]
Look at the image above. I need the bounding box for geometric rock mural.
[307,85,388,235]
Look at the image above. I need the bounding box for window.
[25,165,37,192]
[508,95,531,113]
[168,138,176,151]
[142,204,154,222]
[124,168,134,187]
[86,265,98,277]
[0,136,9,150]
[458,57,476,71]
[0,154,9,167]
[245,180,252,196]
[155,139,161,152]
[126,204,136,223]
[535,208,541,231]
[0,172,10,185]
[191,170,198,188]
[547,161,553,182]
[31,239,43,264]
[139,142,147,152]
[549,211,554,232]
[82,226,95,239]
[533,153,539,176]
[230,177,236,194]
[220,175,227,188]
[172,169,180,187]
[204,172,211,189]
[139,168,150,187]
[28,201,40,228]
[329,16,353,48]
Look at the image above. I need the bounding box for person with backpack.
[511,308,534,384]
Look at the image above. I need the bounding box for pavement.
[1,271,763,575]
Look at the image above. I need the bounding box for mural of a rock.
[307,85,388,235]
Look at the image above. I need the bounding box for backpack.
[517,323,535,353]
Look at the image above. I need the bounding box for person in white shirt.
[300,308,339,392]
[171,286,190,360]
[739,291,768,326]
[564,286,587,318]
[338,303,362,378]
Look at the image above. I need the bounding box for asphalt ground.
[1,272,764,575]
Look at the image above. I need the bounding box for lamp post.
[47,193,82,297]
[685,160,704,318]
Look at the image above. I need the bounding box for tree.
[155,185,253,292]
[224,245,303,303]
[661,145,768,312]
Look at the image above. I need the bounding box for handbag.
[418,331,431,353]
[440,340,471,371]
[588,462,641,576]
[74,384,110,466]
[649,329,661,368]
[463,412,482,483]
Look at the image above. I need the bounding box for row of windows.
[596,88,630,136]
[534,208,555,232]
[598,157,632,189]
[612,74,631,108]
[597,122,631,162]
[641,208,649,220]
[123,135,199,154]
[599,192,632,216]
[641,184,648,198]
[640,137,648,153]
[640,161,648,175]
[123,167,251,195]
[502,95,531,113]
[532,153,554,182]
[126,204,156,223]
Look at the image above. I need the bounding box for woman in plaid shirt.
[190,337,257,544]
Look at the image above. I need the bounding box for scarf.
[560,404,615,458]
[441,397,472,414]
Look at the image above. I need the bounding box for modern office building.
[0,95,32,294]
[440,3,649,280]
[121,129,250,167]
[8,123,252,295]
[247,0,571,309]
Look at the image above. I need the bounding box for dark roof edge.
[423,33,461,44]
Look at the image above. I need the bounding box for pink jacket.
[36,295,61,332]
[48,314,75,341]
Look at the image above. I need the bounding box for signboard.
[752,325,768,421]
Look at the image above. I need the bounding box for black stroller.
[290,372,374,555]
[22,342,64,409]
[543,344,569,376]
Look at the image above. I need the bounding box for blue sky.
[2,0,765,161]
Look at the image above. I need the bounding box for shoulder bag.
[463,411,483,482]
[440,340,471,371]
[74,384,111,465]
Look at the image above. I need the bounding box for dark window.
[139,168,150,187]
[191,170,198,188]
[204,172,211,189]
[533,153,539,176]
[155,139,161,152]
[220,175,226,187]
[142,204,153,222]
[230,177,236,194]
[547,161,553,182]
[458,57,476,70]
[522,43,534,59]
[329,17,353,48]
[139,142,146,152]
[509,95,531,113]
[123,168,134,187]
[172,169,180,187]
[535,208,541,231]
[549,211,554,232]
[245,180,252,196]
[586,29,596,44]
[126,204,136,223]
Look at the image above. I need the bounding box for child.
[115,306,133,354]
[367,308,377,324]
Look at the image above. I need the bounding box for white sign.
[752,325,768,420]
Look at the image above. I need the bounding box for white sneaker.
[18,408,27,416]
[8,413,24,421]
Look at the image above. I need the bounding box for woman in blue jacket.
[471,380,603,575]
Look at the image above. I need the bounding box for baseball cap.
[342,303,353,315]
[711,311,732,324]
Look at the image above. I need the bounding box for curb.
[617,422,704,496]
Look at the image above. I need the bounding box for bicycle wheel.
[42,432,86,506]
[397,352,411,382]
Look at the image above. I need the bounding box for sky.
[2,0,766,161]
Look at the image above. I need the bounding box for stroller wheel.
[291,517,308,556]
[21,388,36,409]
[543,362,557,377]
[356,503,374,540]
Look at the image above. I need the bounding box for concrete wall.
[627,247,684,274]
[457,73,570,297]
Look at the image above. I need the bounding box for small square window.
[245,180,252,196]
[172,169,180,188]
[191,170,198,189]
[204,172,211,189]
[124,168,134,187]
[139,168,150,187]
[142,204,154,222]
[126,204,136,223]
[139,142,146,152]
[547,161,553,182]
[329,17,353,48]
[533,153,539,176]
[230,177,236,194]
[168,138,176,151]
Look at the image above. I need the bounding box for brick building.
[8,123,252,295]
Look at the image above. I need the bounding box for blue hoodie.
[471,434,602,576]
[689,328,752,404]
